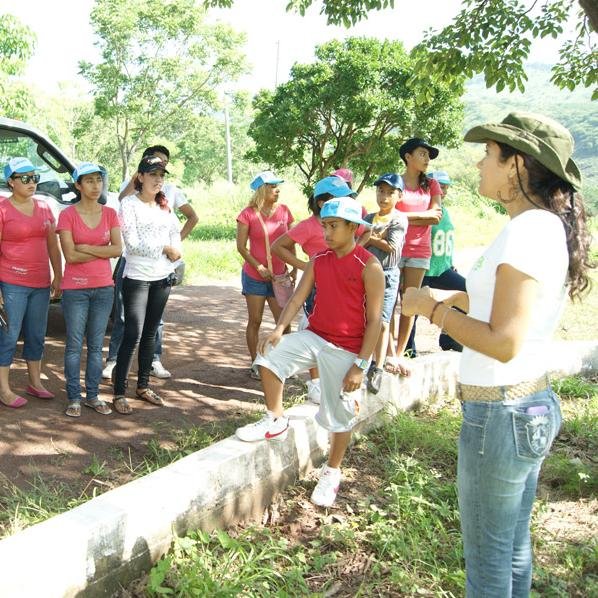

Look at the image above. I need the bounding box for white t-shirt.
[119,195,182,281]
[460,209,568,386]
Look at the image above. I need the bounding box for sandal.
[113,396,133,415]
[83,398,112,415]
[135,388,165,406]
[65,402,81,418]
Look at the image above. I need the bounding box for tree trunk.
[579,0,598,32]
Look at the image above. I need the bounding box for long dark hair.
[497,142,593,300]
[134,176,169,211]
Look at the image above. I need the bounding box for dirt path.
[0,279,447,491]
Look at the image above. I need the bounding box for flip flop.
[83,398,112,415]
[113,396,133,415]
[135,388,165,406]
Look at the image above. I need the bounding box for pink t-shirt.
[237,204,294,280]
[287,215,327,258]
[0,198,55,288]
[57,206,120,290]
[395,177,441,258]
[307,244,373,354]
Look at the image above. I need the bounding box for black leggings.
[113,277,171,395]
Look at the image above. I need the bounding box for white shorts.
[254,330,365,433]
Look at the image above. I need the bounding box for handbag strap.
[256,211,274,273]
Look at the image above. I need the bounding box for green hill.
[464,63,596,193]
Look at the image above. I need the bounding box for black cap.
[138,155,170,174]
[399,138,439,161]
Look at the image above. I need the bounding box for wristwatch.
[353,357,370,371]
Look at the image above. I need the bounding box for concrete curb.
[0,341,596,597]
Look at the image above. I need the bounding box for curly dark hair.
[497,142,593,300]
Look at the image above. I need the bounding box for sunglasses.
[13,174,40,184]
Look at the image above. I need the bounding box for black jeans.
[113,277,171,395]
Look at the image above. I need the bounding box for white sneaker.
[235,411,289,442]
[102,361,116,379]
[150,360,171,379]
[306,379,321,404]
[311,465,341,507]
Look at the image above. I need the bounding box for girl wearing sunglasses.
[0,157,62,408]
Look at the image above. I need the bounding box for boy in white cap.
[236,184,384,507]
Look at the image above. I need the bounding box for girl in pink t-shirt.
[57,163,122,418]
[236,171,294,378]
[393,138,442,375]
[0,157,62,408]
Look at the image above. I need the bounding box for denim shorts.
[241,270,274,297]
[382,269,400,323]
[399,256,431,270]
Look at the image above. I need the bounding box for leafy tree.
[0,14,36,119]
[206,0,597,96]
[176,91,255,185]
[80,0,247,180]
[247,38,464,194]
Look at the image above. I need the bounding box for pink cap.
[331,168,354,184]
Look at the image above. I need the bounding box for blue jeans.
[107,257,163,363]
[62,286,114,404]
[458,388,562,597]
[0,282,50,365]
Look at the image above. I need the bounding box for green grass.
[142,375,597,597]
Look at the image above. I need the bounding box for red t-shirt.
[307,244,373,353]
[287,215,327,258]
[57,205,120,290]
[0,198,55,288]
[396,178,441,258]
[237,204,294,280]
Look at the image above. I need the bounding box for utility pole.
[274,40,280,88]
[224,93,233,184]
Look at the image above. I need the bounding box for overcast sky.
[4,0,564,95]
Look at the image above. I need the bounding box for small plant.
[83,455,107,478]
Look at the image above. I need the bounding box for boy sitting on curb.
[360,174,408,394]
[236,190,384,508]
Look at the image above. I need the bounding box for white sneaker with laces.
[102,361,116,379]
[306,379,321,404]
[150,360,171,379]
[235,411,289,442]
[311,465,341,507]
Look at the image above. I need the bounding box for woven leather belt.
[458,375,549,402]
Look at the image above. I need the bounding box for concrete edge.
[0,340,596,597]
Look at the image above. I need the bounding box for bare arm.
[272,233,307,271]
[403,264,537,363]
[59,230,96,263]
[76,226,123,259]
[178,203,198,240]
[236,221,271,279]
[403,194,442,226]
[342,257,385,391]
[118,175,137,201]
[47,227,62,298]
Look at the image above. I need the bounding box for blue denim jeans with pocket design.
[457,388,562,597]
[62,286,114,403]
[0,282,50,366]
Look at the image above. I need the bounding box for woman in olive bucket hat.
[403,112,593,596]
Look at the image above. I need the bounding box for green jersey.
[426,207,455,277]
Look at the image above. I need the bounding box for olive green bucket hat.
[464,111,582,190]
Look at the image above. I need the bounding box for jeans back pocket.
[512,403,559,460]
